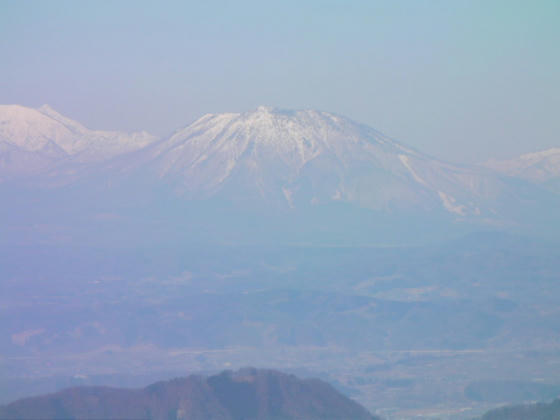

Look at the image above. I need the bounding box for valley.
[2,238,560,418]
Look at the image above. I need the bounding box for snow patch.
[438,191,467,216]
[399,154,428,187]
[282,187,294,208]
[216,159,236,184]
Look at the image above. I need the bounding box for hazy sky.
[1,0,559,163]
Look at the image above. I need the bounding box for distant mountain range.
[1,104,558,242]
[479,398,560,420]
[0,368,379,420]
[485,148,560,193]
[0,104,156,178]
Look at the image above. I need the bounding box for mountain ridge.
[0,104,157,175]
[485,148,560,194]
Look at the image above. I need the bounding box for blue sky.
[1,0,559,162]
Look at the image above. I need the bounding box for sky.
[1,0,559,163]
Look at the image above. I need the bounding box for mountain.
[1,104,558,244]
[0,368,379,420]
[126,106,513,218]
[0,104,157,179]
[0,104,550,220]
[485,148,560,193]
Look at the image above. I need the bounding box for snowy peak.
[485,148,560,182]
[140,107,506,217]
[0,104,73,152]
[0,104,157,162]
[165,106,413,163]
[152,107,414,186]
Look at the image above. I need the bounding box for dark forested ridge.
[479,399,560,420]
[0,368,379,420]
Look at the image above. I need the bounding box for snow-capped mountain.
[130,106,511,217]
[0,104,157,178]
[485,148,560,193]
[1,104,558,243]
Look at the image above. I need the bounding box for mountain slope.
[0,368,379,420]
